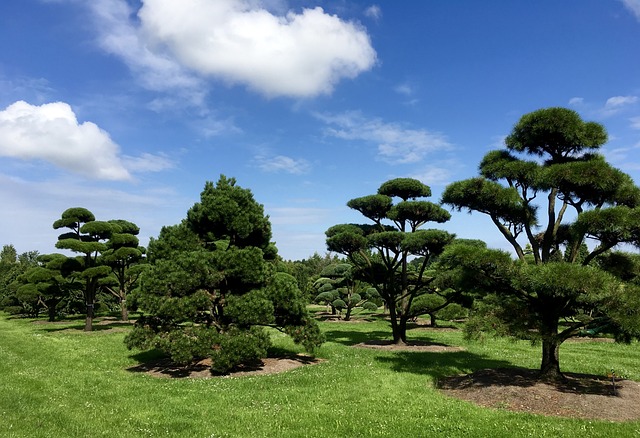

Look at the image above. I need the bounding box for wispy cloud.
[316,111,452,164]
[599,95,638,117]
[568,97,584,107]
[568,95,639,118]
[410,160,464,187]
[621,0,640,20]
[630,116,640,130]
[364,5,382,21]
[0,171,185,254]
[0,101,173,180]
[603,141,640,171]
[394,82,419,105]
[255,154,311,174]
[394,84,414,96]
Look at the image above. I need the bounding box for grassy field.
[1,312,639,437]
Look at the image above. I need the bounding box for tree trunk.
[85,303,94,332]
[539,338,563,380]
[344,306,352,321]
[120,298,129,322]
[388,301,407,345]
[47,304,56,322]
[430,313,437,327]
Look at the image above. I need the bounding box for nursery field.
[1,312,640,438]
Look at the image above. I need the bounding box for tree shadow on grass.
[126,346,320,379]
[437,367,623,396]
[35,317,134,333]
[323,328,392,345]
[376,350,514,382]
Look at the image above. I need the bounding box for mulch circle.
[438,367,640,422]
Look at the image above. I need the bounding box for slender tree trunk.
[85,303,94,332]
[120,298,128,322]
[344,306,352,321]
[47,304,56,322]
[389,301,406,344]
[430,313,437,327]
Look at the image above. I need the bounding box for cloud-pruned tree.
[313,262,379,321]
[53,207,115,331]
[101,220,146,321]
[441,107,640,380]
[326,178,455,344]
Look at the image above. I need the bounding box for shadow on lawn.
[376,350,513,381]
[35,317,134,333]
[323,328,392,345]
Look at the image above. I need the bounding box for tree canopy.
[441,107,640,380]
[125,176,323,373]
[326,177,456,343]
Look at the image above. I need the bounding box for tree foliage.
[326,178,455,343]
[125,176,323,373]
[441,107,640,380]
[101,220,146,321]
[313,262,379,320]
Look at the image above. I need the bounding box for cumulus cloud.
[317,111,452,164]
[87,0,207,106]
[0,101,171,180]
[255,154,311,174]
[136,0,376,97]
[621,0,640,20]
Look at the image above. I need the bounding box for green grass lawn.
[1,313,639,437]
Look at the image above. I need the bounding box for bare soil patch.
[354,339,464,352]
[438,368,640,422]
[128,354,323,379]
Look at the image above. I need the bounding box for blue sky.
[1,0,640,260]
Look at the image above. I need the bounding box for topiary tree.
[125,175,323,373]
[441,107,640,380]
[53,207,116,331]
[13,254,82,322]
[313,263,379,321]
[100,220,146,321]
[326,178,455,344]
[0,245,39,315]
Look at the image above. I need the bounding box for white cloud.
[255,154,311,174]
[630,116,640,129]
[621,0,640,20]
[123,153,174,172]
[0,101,172,180]
[0,101,131,180]
[411,166,453,186]
[603,142,640,171]
[136,0,377,98]
[364,5,382,21]
[87,0,208,107]
[605,95,638,109]
[568,97,584,106]
[317,111,452,164]
[394,83,414,96]
[599,95,638,117]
